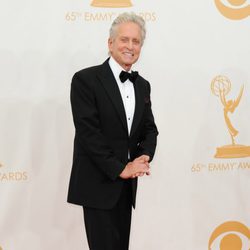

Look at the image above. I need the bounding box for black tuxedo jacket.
[67,59,158,209]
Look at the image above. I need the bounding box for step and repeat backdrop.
[1,0,250,249]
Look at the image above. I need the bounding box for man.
[67,12,158,250]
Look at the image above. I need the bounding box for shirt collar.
[108,56,132,82]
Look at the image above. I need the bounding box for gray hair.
[109,12,146,45]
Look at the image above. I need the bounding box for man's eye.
[121,38,128,42]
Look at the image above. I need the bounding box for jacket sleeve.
[70,72,125,181]
[136,81,158,161]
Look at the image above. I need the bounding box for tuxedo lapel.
[130,77,144,137]
[98,60,128,133]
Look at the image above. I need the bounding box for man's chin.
[123,59,137,66]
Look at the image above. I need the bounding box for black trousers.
[83,180,133,250]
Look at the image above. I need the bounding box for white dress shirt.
[109,57,135,135]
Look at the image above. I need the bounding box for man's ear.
[108,38,113,52]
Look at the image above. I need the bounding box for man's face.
[108,22,142,71]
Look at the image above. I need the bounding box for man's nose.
[127,40,133,50]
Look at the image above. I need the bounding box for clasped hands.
[120,155,150,179]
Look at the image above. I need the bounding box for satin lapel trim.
[98,61,128,133]
[130,78,144,137]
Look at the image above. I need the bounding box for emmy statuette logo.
[0,246,2,250]
[91,0,133,8]
[208,221,250,250]
[211,75,250,158]
[214,0,250,20]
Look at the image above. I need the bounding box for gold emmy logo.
[91,0,133,8]
[211,75,250,158]
[0,246,3,250]
[214,0,250,20]
[208,221,250,250]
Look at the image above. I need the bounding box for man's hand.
[119,155,150,179]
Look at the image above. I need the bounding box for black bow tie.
[119,70,138,83]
